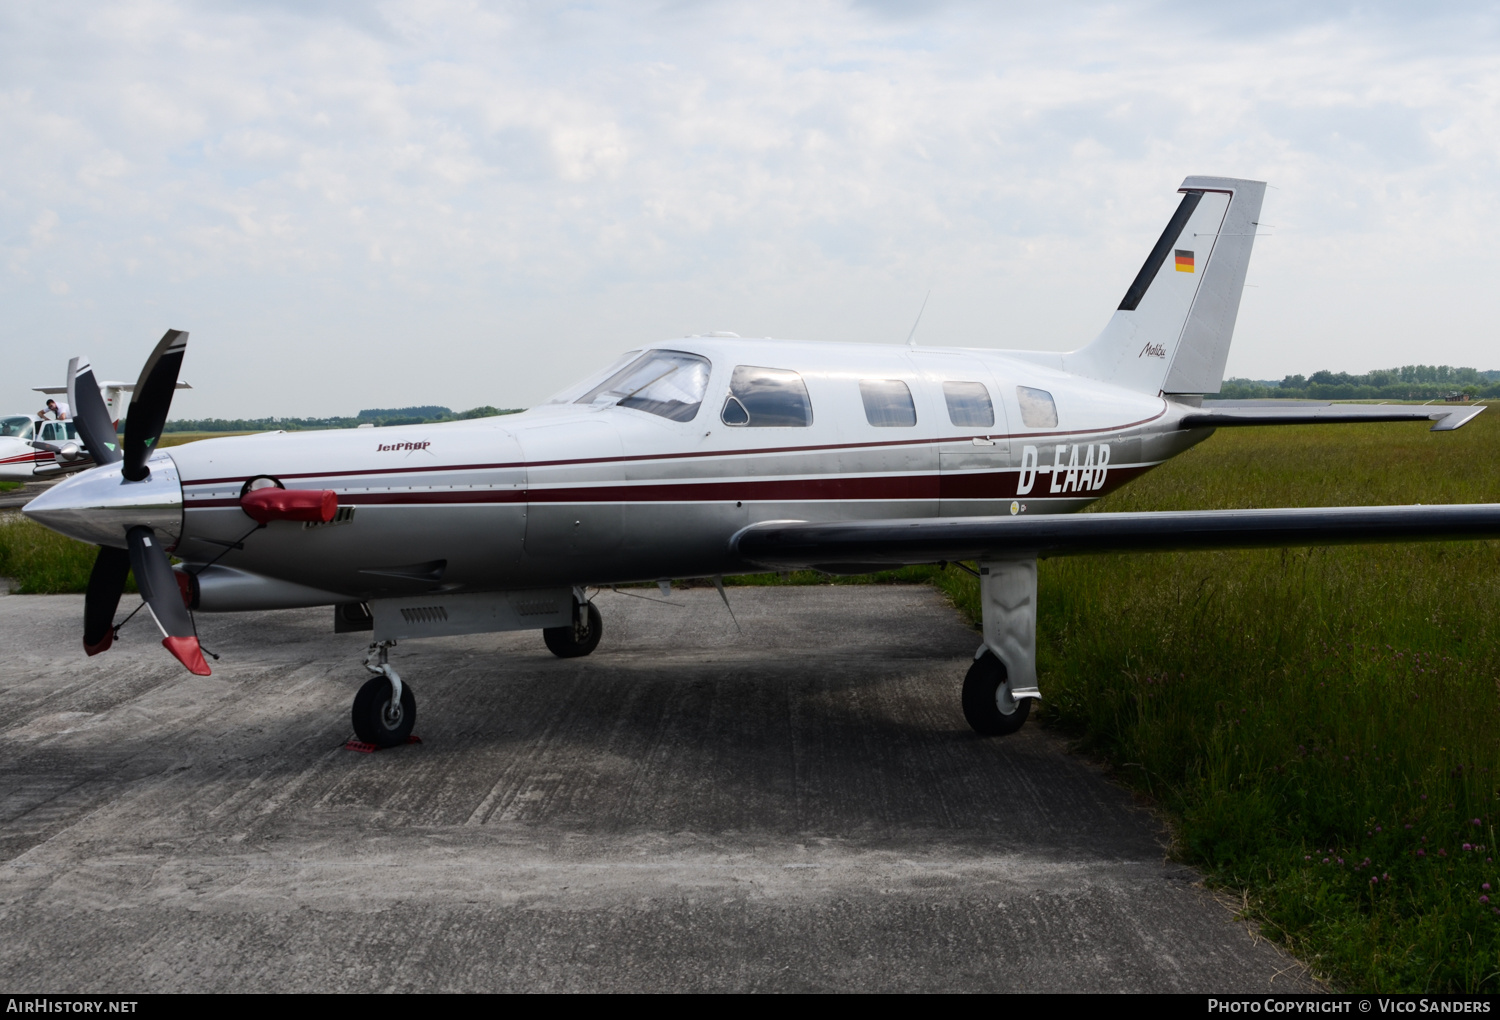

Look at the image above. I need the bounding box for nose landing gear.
[351,640,416,748]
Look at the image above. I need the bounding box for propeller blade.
[83,545,131,655]
[122,329,189,481]
[126,525,211,676]
[66,356,123,466]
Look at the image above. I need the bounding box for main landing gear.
[352,640,416,747]
[543,596,602,658]
[962,651,1030,736]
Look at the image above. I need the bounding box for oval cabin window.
[942,381,994,428]
[1016,386,1058,429]
[859,380,917,427]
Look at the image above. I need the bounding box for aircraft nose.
[22,451,184,549]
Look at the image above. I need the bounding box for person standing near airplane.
[37,398,67,421]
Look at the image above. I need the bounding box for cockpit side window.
[942,381,994,428]
[0,416,33,439]
[575,350,712,422]
[1016,386,1059,429]
[720,366,813,427]
[859,380,917,427]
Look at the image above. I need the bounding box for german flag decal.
[1175,249,1195,273]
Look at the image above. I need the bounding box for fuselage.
[139,337,1211,603]
[0,415,90,482]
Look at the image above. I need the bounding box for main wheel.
[351,675,416,747]
[961,651,1030,736]
[543,601,603,658]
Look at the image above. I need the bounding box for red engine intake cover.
[241,487,339,524]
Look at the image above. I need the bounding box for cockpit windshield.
[573,350,712,422]
[0,416,33,440]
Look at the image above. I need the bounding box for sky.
[3,0,1499,418]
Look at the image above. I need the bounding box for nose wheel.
[352,641,417,747]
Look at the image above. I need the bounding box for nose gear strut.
[348,640,419,749]
[364,640,403,722]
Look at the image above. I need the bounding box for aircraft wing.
[1180,403,1484,432]
[733,504,1500,572]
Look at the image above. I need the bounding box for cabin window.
[859,380,917,427]
[1016,386,1058,429]
[721,366,813,427]
[942,381,994,428]
[575,349,712,422]
[1,416,33,440]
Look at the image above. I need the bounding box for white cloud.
[1,0,1498,416]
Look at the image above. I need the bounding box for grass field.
[4,412,1499,989]
[1018,412,1500,992]
[157,431,261,446]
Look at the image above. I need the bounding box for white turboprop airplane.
[0,373,189,482]
[23,175,1500,748]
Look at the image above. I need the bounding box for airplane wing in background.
[733,504,1500,572]
[1179,402,1484,432]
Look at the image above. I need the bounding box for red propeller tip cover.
[84,633,114,656]
[162,635,212,676]
[240,487,339,524]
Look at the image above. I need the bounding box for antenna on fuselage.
[711,575,742,634]
[905,290,931,347]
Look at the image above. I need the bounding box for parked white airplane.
[0,372,189,482]
[23,176,1500,747]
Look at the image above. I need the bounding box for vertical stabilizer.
[1065,176,1265,395]
[101,384,130,428]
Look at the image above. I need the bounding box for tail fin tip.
[1072,175,1267,396]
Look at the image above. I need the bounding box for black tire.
[961,651,1030,736]
[543,601,603,658]
[351,675,416,747]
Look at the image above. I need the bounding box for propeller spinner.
[25,329,210,675]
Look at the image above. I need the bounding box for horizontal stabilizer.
[34,381,191,395]
[734,504,1500,571]
[1180,403,1484,432]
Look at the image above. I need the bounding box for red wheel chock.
[344,735,422,753]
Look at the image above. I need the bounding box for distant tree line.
[1211,366,1500,401]
[162,405,523,433]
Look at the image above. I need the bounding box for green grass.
[0,480,20,493]
[157,431,262,446]
[0,515,117,593]
[1015,410,1500,992]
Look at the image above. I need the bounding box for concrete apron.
[0,585,1318,993]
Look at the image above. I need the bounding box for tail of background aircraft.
[1065,175,1266,397]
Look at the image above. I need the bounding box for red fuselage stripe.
[183,465,1153,508]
